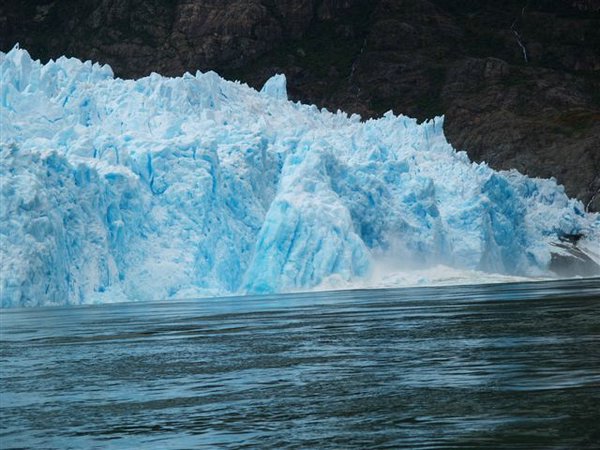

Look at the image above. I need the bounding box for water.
[1,278,600,449]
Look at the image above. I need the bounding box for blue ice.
[1,46,598,307]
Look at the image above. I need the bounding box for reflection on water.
[1,278,600,449]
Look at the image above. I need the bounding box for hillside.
[1,0,599,210]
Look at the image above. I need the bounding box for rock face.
[1,0,599,210]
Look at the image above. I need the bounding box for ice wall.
[1,46,598,307]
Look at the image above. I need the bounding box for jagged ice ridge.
[1,46,598,307]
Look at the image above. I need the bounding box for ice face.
[1,46,598,307]
[260,73,287,101]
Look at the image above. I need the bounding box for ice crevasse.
[1,46,598,307]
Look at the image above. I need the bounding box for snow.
[1,46,598,307]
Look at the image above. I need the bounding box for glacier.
[1,46,599,307]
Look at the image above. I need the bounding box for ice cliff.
[1,46,598,307]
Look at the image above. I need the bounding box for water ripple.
[1,278,600,449]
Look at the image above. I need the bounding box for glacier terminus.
[1,46,599,307]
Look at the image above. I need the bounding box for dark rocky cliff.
[2,0,599,210]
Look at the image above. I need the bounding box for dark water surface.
[1,279,600,449]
